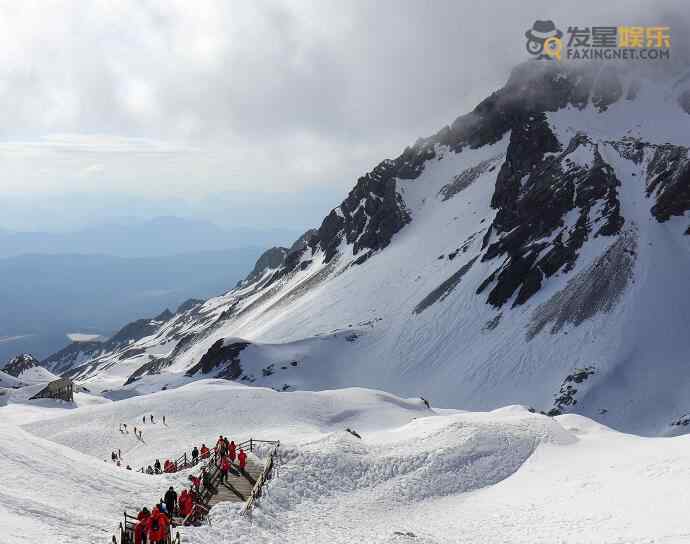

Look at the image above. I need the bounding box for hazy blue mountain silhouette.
[0,247,262,361]
[0,216,302,258]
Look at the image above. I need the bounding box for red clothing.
[148,508,163,542]
[238,450,247,470]
[200,446,210,459]
[229,442,236,461]
[221,456,230,473]
[134,520,146,544]
[178,491,191,517]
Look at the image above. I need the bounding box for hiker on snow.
[228,440,236,462]
[191,446,199,464]
[146,465,154,475]
[150,414,154,423]
[238,449,247,471]
[154,459,161,473]
[200,444,210,459]
[164,486,177,516]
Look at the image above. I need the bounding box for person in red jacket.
[189,474,201,492]
[158,510,169,543]
[200,444,210,459]
[238,449,247,471]
[228,440,236,462]
[148,507,163,543]
[178,489,191,518]
[219,455,230,484]
[134,507,150,544]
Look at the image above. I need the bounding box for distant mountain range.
[0,216,303,259]
[0,247,264,361]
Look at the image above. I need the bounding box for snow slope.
[41,62,690,436]
[8,381,690,543]
[0,406,161,543]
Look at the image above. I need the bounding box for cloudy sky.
[0,0,686,231]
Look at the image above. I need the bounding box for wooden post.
[250,438,253,452]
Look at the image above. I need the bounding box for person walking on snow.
[191,446,199,464]
[150,414,154,423]
[164,486,177,516]
[142,416,146,424]
[228,440,236,462]
[238,449,247,472]
[154,459,161,473]
[163,415,166,425]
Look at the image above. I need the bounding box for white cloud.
[0,0,686,223]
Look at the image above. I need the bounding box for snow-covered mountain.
[2,354,57,385]
[41,61,690,435]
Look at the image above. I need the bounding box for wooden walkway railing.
[113,437,280,542]
[240,441,280,519]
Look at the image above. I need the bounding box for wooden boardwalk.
[116,439,279,543]
[208,453,264,506]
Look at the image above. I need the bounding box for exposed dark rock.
[315,161,411,264]
[240,247,288,286]
[439,155,504,201]
[176,298,204,314]
[527,230,637,340]
[118,348,145,361]
[414,257,478,314]
[553,366,596,412]
[185,339,250,379]
[3,354,39,377]
[108,313,169,348]
[310,62,604,268]
[483,314,502,331]
[123,356,172,386]
[41,341,104,375]
[647,145,690,222]
[480,133,625,308]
